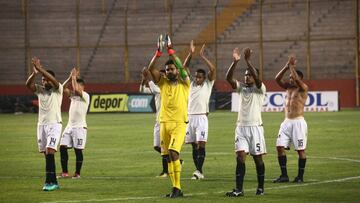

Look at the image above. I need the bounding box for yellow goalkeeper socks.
[173,159,182,189]
[168,161,175,186]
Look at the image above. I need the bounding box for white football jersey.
[236,81,266,126]
[188,79,214,114]
[140,81,161,121]
[67,91,90,128]
[35,83,63,125]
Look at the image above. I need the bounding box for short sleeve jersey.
[35,83,63,124]
[236,81,266,126]
[67,91,90,128]
[158,76,190,123]
[188,79,214,114]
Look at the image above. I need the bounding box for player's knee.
[198,141,206,148]
[46,148,56,154]
[169,150,179,161]
[236,152,246,163]
[236,156,246,164]
[276,146,285,155]
[253,155,264,166]
[191,143,197,150]
[297,150,306,158]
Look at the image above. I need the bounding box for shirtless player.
[273,55,309,183]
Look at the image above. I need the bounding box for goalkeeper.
[148,34,190,198]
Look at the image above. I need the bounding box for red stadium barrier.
[0,79,356,111]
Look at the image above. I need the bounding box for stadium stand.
[0,0,356,83]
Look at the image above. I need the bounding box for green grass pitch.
[0,110,359,203]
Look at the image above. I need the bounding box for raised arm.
[62,70,72,97]
[200,44,216,81]
[244,48,261,88]
[165,34,189,82]
[25,63,38,93]
[33,57,59,89]
[71,68,82,97]
[289,63,308,92]
[148,35,163,83]
[226,48,241,89]
[182,40,195,76]
[275,56,293,89]
[143,66,150,85]
[62,73,72,87]
[140,67,152,93]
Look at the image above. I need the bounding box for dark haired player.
[26,57,63,191]
[183,40,216,180]
[59,68,90,179]
[273,56,309,183]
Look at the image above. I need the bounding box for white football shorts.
[276,117,308,151]
[37,123,62,152]
[60,126,87,149]
[185,114,208,143]
[234,125,266,155]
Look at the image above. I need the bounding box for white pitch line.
[41,196,155,203]
[42,176,360,203]
[257,176,360,192]
[310,156,360,163]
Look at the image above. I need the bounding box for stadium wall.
[0,79,356,112]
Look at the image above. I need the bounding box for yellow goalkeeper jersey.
[158,75,190,123]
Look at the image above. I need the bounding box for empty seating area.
[0,0,357,85]
[216,0,356,80]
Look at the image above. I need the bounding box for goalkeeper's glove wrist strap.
[168,49,175,55]
[155,50,162,57]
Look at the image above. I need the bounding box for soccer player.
[273,55,308,183]
[58,68,90,179]
[183,40,216,180]
[25,57,63,191]
[139,67,168,178]
[148,34,190,198]
[225,48,266,197]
